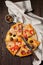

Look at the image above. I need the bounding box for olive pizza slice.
[5,28,17,42]
[27,37,40,50]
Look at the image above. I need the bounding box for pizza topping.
[16,39,18,42]
[10,45,19,51]
[23,32,27,38]
[9,33,12,36]
[14,45,19,50]
[23,45,27,49]
[29,30,34,35]
[13,34,16,37]
[23,33,28,41]
[29,40,33,43]
[10,37,13,41]
[14,26,17,30]
[21,50,26,55]
[27,50,31,54]
[9,45,11,47]
[18,41,22,45]
[24,30,29,33]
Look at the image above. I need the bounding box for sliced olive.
[9,33,12,36]
[29,40,33,43]
[10,37,13,41]
[13,34,16,37]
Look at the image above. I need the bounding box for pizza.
[5,22,40,57]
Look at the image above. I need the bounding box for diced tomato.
[23,32,28,40]
[23,33,27,38]
[29,30,34,35]
[23,45,27,49]
[24,30,29,33]
[10,45,19,51]
[21,50,26,55]
[14,45,19,50]
[18,41,22,45]
[14,26,17,30]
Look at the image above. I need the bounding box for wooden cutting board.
[0,1,33,65]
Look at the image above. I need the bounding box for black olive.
[29,40,33,43]
[13,34,16,37]
[9,33,12,36]
[10,37,13,41]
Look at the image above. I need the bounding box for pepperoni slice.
[18,41,22,45]
[29,30,34,35]
[23,45,27,49]
[27,50,31,54]
[10,45,19,51]
[21,50,26,55]
[14,26,17,30]
[23,33,28,40]
[24,30,29,33]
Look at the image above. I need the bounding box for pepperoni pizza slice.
[16,45,31,57]
[23,24,36,40]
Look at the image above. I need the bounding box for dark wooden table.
[0,0,43,65]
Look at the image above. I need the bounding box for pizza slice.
[6,41,20,55]
[5,22,23,42]
[5,36,26,55]
[23,24,36,40]
[27,37,40,50]
[5,30,17,43]
[16,45,32,57]
[11,22,23,36]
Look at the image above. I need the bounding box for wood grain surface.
[0,0,43,65]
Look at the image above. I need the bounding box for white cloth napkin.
[5,0,43,65]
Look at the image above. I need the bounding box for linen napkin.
[7,0,41,25]
[5,0,43,65]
